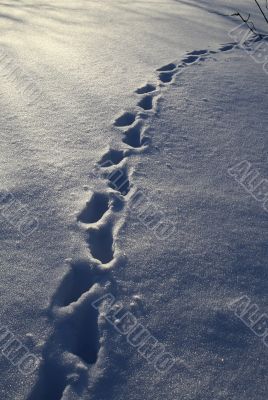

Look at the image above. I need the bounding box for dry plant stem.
[254,0,268,25]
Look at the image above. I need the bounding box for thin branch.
[231,11,260,36]
[254,0,268,24]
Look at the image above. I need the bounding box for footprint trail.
[28,35,261,399]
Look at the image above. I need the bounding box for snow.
[0,1,267,399]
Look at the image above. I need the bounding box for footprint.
[182,55,199,64]
[50,262,97,308]
[87,222,114,264]
[135,84,156,94]
[122,121,146,148]
[30,267,101,399]
[78,192,109,224]
[98,149,125,167]
[253,35,264,43]
[157,63,177,72]
[114,112,136,127]
[158,71,174,83]
[107,167,130,196]
[65,297,100,365]
[188,49,208,56]
[220,44,234,52]
[27,358,67,400]
[137,95,153,111]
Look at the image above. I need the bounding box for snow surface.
[0,1,267,399]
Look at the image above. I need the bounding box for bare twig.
[231,11,261,36]
[231,0,268,39]
[254,0,268,24]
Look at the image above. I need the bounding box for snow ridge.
[27,34,263,399]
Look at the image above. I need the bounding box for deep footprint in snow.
[157,63,177,72]
[188,49,208,56]
[135,83,156,94]
[107,166,130,196]
[78,192,109,224]
[50,261,97,308]
[29,286,100,399]
[122,121,146,148]
[114,112,136,127]
[66,298,100,365]
[87,222,114,264]
[28,358,68,400]
[158,71,174,83]
[220,44,234,52]
[182,55,199,64]
[98,149,125,167]
[137,95,153,111]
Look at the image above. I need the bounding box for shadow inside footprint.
[107,167,130,196]
[29,297,99,399]
[78,193,109,224]
[64,297,100,365]
[87,223,114,264]
[50,262,97,308]
[27,358,67,400]
[159,72,174,83]
[114,112,136,127]
[137,95,153,111]
[188,49,208,56]
[157,63,176,72]
[182,55,199,64]
[220,44,234,52]
[122,122,145,148]
[136,84,156,94]
[98,149,125,167]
